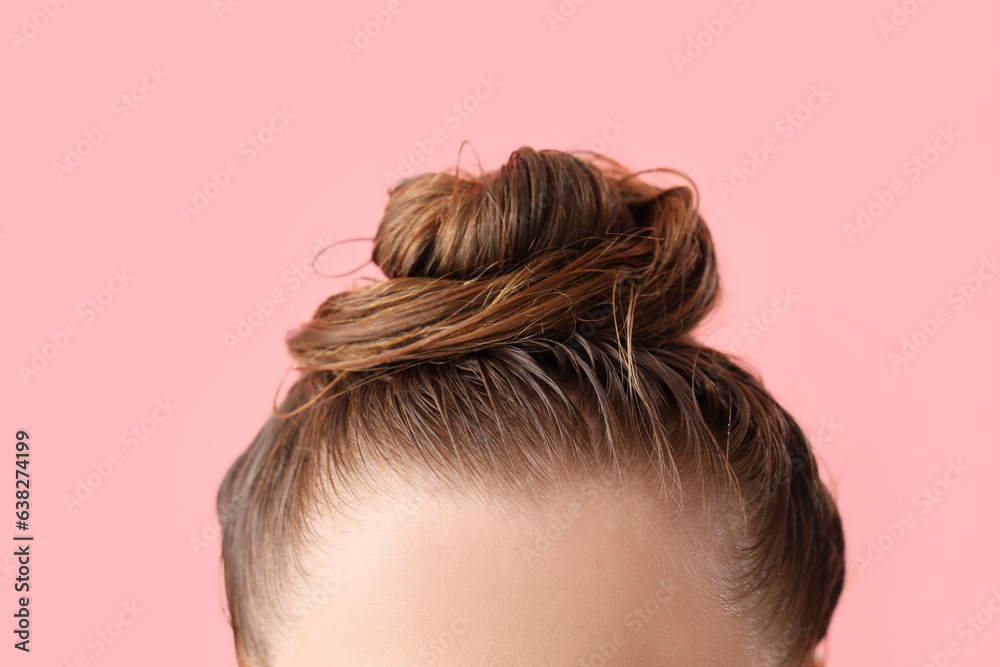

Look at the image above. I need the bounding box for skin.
[270,475,778,667]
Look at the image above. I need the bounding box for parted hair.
[217,146,845,666]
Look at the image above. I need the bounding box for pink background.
[3,0,999,665]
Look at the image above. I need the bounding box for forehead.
[273,478,761,666]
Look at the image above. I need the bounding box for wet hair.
[217,146,845,666]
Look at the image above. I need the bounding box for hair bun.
[287,147,719,372]
[374,147,639,280]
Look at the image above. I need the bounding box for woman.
[217,146,844,666]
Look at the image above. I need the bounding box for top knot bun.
[288,147,718,372]
[375,147,640,280]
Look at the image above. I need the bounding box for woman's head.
[217,146,844,666]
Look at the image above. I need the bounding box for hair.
[217,146,845,667]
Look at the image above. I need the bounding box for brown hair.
[217,146,845,666]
